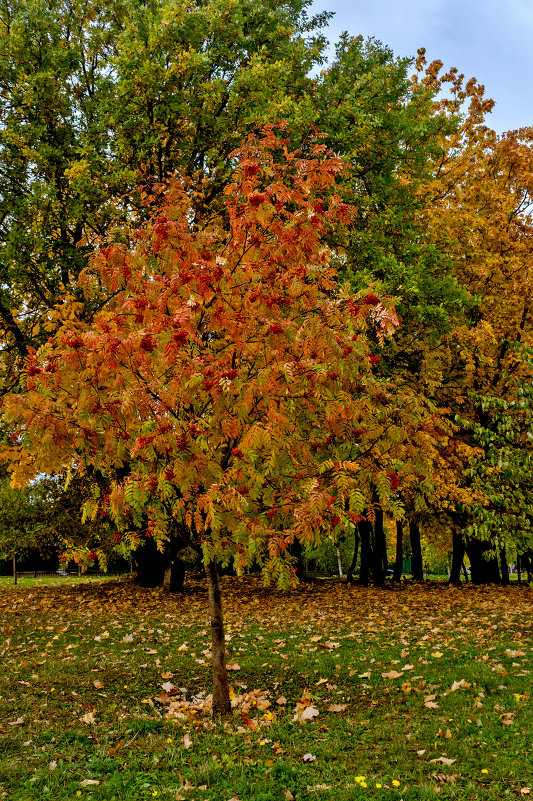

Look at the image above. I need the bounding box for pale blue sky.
[308,0,533,133]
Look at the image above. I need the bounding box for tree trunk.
[449,529,464,585]
[163,559,186,592]
[409,521,424,581]
[335,547,344,579]
[205,560,231,717]
[346,528,360,584]
[393,520,403,581]
[290,538,306,580]
[372,507,388,585]
[500,546,510,586]
[13,555,17,585]
[359,519,372,587]
[466,537,501,584]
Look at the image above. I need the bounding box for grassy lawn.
[0,576,531,800]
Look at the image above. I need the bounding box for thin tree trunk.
[13,555,17,585]
[449,529,464,585]
[409,521,424,581]
[359,519,372,587]
[500,546,510,586]
[372,507,388,585]
[393,520,403,581]
[517,554,522,584]
[205,560,231,717]
[336,547,344,579]
[346,529,360,584]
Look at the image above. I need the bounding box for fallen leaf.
[81,711,95,724]
[227,662,241,671]
[300,706,319,722]
[328,704,347,713]
[183,732,192,750]
[93,679,104,689]
[430,757,456,766]
[382,670,403,679]
[451,679,471,692]
[161,681,175,692]
[122,633,134,643]
[506,649,525,658]
[8,717,24,726]
[303,753,316,762]
[80,779,100,786]
[276,696,287,706]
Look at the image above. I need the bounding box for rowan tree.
[2,131,434,713]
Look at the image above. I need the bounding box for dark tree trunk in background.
[393,520,403,581]
[409,521,424,581]
[133,534,168,586]
[449,529,464,585]
[346,528,360,584]
[205,560,231,717]
[500,546,510,586]
[466,538,501,584]
[372,507,388,585]
[163,558,186,592]
[13,555,17,585]
[359,519,372,587]
[290,538,306,580]
[517,554,522,584]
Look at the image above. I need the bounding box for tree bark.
[346,528,360,584]
[449,529,464,585]
[466,537,501,584]
[13,555,17,585]
[393,520,403,581]
[409,521,424,581]
[335,547,344,579]
[290,538,306,580]
[500,546,510,586]
[372,507,388,585]
[359,519,372,587]
[205,560,231,717]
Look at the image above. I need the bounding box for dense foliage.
[1,1,533,601]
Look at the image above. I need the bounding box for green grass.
[0,576,531,800]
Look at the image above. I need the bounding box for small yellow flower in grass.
[481,769,488,774]
[355,776,366,783]
[392,779,401,787]
[76,793,82,798]
[152,791,158,797]
[166,738,172,744]
[376,783,382,789]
